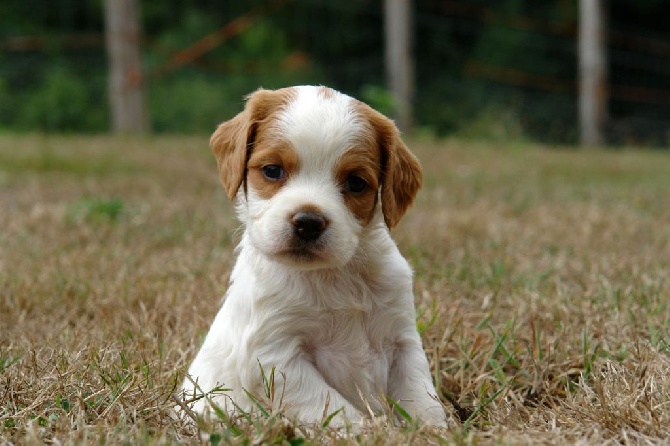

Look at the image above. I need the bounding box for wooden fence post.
[579,0,607,147]
[384,0,414,133]
[104,0,150,134]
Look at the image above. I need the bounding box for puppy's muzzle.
[291,211,329,242]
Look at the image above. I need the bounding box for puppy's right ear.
[211,88,293,200]
[210,106,253,200]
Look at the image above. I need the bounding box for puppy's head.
[211,86,422,269]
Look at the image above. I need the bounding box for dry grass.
[1,134,669,444]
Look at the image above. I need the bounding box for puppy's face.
[211,86,422,270]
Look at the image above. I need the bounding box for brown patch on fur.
[293,203,325,216]
[246,138,299,199]
[353,102,423,228]
[335,146,381,225]
[210,88,296,199]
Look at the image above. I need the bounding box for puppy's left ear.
[380,130,423,229]
[362,105,423,228]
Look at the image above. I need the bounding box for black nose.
[291,211,327,242]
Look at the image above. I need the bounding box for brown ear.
[362,106,422,228]
[210,109,251,199]
[211,88,293,200]
[381,134,422,228]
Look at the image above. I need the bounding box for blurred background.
[0,0,668,147]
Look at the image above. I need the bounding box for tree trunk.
[579,0,607,147]
[384,0,414,133]
[104,0,150,134]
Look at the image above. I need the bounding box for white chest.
[300,308,400,412]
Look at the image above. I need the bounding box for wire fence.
[1,0,668,145]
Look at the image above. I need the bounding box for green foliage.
[0,352,20,374]
[360,85,397,117]
[69,197,124,223]
[13,66,106,132]
[416,298,439,336]
[149,14,323,132]
[414,0,581,142]
[2,0,668,144]
[149,75,234,133]
[387,396,414,426]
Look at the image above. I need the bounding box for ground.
[1,134,669,444]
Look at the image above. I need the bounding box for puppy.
[182,86,446,428]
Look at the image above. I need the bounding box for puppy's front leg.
[388,337,447,427]
[272,356,363,428]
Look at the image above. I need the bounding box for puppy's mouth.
[277,241,329,263]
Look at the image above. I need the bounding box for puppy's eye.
[345,175,367,194]
[262,165,285,181]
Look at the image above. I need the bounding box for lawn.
[1,134,669,444]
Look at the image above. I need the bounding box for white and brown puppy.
[182,86,446,428]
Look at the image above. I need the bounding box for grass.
[1,134,669,444]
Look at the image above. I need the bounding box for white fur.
[182,86,447,428]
